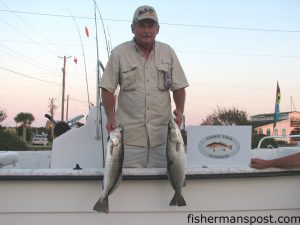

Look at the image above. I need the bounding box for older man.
[100,5,189,168]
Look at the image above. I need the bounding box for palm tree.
[0,108,7,123]
[14,112,35,142]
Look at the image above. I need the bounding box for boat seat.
[0,151,19,167]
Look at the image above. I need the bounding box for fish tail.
[169,194,177,206]
[93,197,109,214]
[176,195,186,206]
[169,193,186,206]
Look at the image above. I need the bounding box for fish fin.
[167,160,173,168]
[117,174,123,186]
[93,199,101,212]
[110,174,122,194]
[93,197,109,214]
[176,195,187,206]
[169,194,177,206]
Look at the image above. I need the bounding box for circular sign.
[198,134,240,159]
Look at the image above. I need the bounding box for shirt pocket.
[157,65,172,91]
[120,65,138,91]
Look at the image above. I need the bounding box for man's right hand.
[101,88,117,134]
[106,116,116,134]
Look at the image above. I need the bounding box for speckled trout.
[166,120,187,206]
[93,125,124,213]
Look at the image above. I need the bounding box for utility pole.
[58,56,71,121]
[66,94,69,121]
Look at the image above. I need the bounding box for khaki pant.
[123,143,167,168]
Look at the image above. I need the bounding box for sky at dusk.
[0,0,300,127]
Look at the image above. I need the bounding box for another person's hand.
[173,109,183,127]
[250,158,272,169]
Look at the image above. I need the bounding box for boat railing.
[257,134,300,149]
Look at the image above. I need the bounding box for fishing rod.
[68,9,91,110]
[94,0,111,58]
[93,0,106,167]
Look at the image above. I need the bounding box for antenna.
[291,96,297,112]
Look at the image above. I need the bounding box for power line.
[0,85,54,90]
[162,22,300,33]
[0,39,101,48]
[0,66,61,85]
[69,97,88,103]
[0,2,70,56]
[0,17,59,57]
[0,43,58,72]
[177,50,300,58]
[1,9,300,33]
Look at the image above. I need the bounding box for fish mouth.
[115,124,123,132]
[111,137,120,146]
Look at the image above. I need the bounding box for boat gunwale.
[1,167,300,180]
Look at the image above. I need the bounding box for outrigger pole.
[68,9,91,110]
[94,0,106,167]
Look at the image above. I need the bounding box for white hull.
[1,107,300,224]
[1,168,300,225]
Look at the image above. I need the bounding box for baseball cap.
[132,5,159,24]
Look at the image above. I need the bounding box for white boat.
[1,107,300,225]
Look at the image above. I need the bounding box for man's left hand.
[173,109,183,127]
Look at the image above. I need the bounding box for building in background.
[251,111,300,143]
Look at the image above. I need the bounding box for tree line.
[0,108,51,150]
